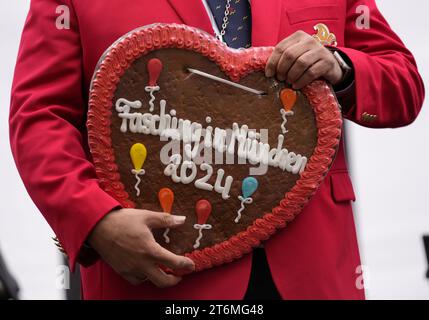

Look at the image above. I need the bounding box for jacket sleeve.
[338,0,424,128]
[9,0,121,271]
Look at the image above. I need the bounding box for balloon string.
[193,224,212,249]
[235,196,253,223]
[163,228,170,244]
[131,169,145,197]
[145,86,160,112]
[280,109,294,134]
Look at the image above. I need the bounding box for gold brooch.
[52,236,67,256]
[361,112,378,123]
[313,23,337,47]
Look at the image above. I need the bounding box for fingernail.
[171,215,186,225]
[183,259,195,271]
[187,260,195,269]
[265,69,274,78]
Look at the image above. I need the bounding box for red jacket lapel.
[168,0,282,47]
[167,0,215,35]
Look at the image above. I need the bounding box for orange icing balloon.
[158,188,174,214]
[280,89,297,112]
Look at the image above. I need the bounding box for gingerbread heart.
[88,24,342,273]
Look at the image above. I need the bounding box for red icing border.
[88,24,342,273]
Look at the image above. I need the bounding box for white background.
[0,0,428,300]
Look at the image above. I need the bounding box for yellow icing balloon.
[130,143,147,171]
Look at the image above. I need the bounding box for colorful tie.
[206,0,252,49]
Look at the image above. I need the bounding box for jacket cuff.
[334,79,356,116]
[327,47,357,115]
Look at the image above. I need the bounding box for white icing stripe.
[145,86,160,112]
[187,68,265,95]
[193,224,212,249]
[280,109,294,134]
[134,174,142,196]
[131,169,145,197]
[235,196,253,223]
[163,228,170,244]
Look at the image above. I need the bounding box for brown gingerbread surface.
[110,48,317,255]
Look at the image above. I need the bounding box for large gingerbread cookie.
[88,24,342,273]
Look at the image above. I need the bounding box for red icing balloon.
[158,188,174,214]
[195,199,212,225]
[147,58,163,86]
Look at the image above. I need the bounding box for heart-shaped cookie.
[88,24,342,273]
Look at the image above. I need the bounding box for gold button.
[361,112,377,122]
[52,236,67,255]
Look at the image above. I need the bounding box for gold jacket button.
[361,112,377,122]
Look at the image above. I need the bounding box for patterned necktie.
[206,0,252,49]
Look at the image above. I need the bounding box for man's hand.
[88,208,195,288]
[265,31,343,89]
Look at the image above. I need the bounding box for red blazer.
[10,0,424,300]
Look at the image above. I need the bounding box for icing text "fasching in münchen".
[115,98,307,174]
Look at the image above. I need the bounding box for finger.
[143,211,186,229]
[286,48,324,84]
[124,275,144,286]
[265,46,284,78]
[149,242,195,272]
[324,59,343,85]
[292,60,329,90]
[275,42,312,82]
[265,32,303,77]
[145,265,182,288]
